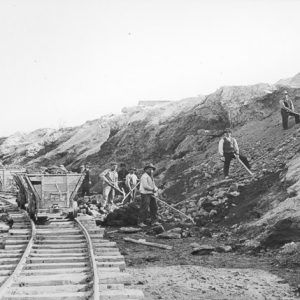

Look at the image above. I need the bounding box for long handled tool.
[121,181,140,205]
[105,179,125,196]
[153,195,195,224]
[234,154,254,177]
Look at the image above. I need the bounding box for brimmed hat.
[110,161,118,166]
[283,90,288,94]
[144,163,156,171]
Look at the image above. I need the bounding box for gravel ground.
[128,265,296,300]
[107,230,299,300]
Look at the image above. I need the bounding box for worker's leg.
[103,185,111,208]
[139,194,150,224]
[281,110,289,129]
[108,188,115,205]
[149,195,158,223]
[224,153,233,177]
[238,154,251,170]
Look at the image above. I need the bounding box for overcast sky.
[0,0,299,136]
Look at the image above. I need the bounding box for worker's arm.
[279,99,286,110]
[99,169,112,185]
[125,174,131,188]
[113,173,119,189]
[290,100,295,111]
[233,138,239,155]
[218,139,224,156]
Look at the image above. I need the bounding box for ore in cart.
[23,173,84,221]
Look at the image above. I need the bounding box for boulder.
[103,202,139,226]
[260,217,300,248]
[215,245,232,253]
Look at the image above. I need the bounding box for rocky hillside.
[2,76,300,250]
[276,72,300,88]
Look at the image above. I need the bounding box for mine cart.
[18,173,84,220]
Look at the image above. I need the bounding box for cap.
[144,163,156,171]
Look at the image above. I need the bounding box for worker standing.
[81,164,91,197]
[99,162,119,211]
[125,167,138,203]
[218,129,251,178]
[118,163,129,194]
[279,90,300,130]
[138,163,159,227]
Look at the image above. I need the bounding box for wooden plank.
[123,237,172,250]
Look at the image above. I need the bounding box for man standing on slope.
[218,128,251,178]
[279,90,300,130]
[99,162,119,211]
[81,164,91,197]
[138,163,159,227]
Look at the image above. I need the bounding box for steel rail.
[75,218,100,300]
[0,198,36,298]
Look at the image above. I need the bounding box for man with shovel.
[138,163,159,227]
[279,90,300,130]
[218,128,251,178]
[99,162,120,211]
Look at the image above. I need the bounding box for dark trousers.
[81,183,90,197]
[139,193,158,223]
[224,153,251,176]
[281,109,300,130]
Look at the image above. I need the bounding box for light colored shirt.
[100,169,118,186]
[218,137,239,156]
[125,173,138,189]
[279,97,294,111]
[139,173,157,194]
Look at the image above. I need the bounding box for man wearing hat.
[125,167,138,203]
[81,164,91,197]
[118,163,129,194]
[279,90,300,130]
[138,163,159,227]
[99,162,119,210]
[218,129,251,178]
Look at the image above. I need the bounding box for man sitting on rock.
[138,163,159,227]
[218,128,251,179]
[279,90,300,130]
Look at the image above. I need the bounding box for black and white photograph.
[0,0,300,299]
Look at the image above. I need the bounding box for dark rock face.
[260,217,300,248]
[102,202,140,226]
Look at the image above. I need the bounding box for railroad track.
[0,195,144,300]
[0,196,33,296]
